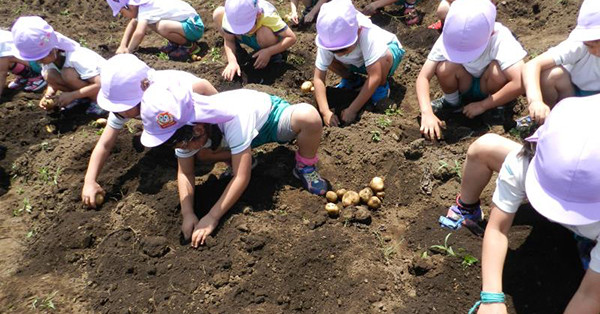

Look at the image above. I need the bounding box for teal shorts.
[251,95,292,148]
[238,34,262,51]
[349,41,405,77]
[575,86,600,97]
[462,77,488,102]
[181,15,204,42]
[28,61,42,74]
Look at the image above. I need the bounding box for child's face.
[37,49,57,65]
[120,5,138,19]
[584,40,600,57]
[175,124,209,150]
[331,43,357,57]
[115,105,141,119]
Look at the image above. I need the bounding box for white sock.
[443,91,460,105]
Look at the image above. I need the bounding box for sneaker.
[574,234,595,270]
[371,82,390,103]
[160,41,179,54]
[293,165,327,195]
[428,20,443,31]
[221,157,258,178]
[403,4,421,26]
[86,102,108,116]
[431,97,461,114]
[481,106,506,126]
[439,203,484,235]
[62,98,90,110]
[23,75,47,92]
[168,42,200,61]
[7,76,27,90]
[270,53,284,64]
[335,76,364,90]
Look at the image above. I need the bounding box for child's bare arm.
[565,269,600,314]
[523,53,556,124]
[177,156,198,240]
[126,19,149,53]
[289,0,300,24]
[314,68,339,126]
[416,59,445,141]
[252,27,297,69]
[118,19,138,54]
[221,32,241,81]
[340,59,383,124]
[58,75,101,106]
[82,125,120,208]
[363,0,397,15]
[304,0,328,23]
[0,57,9,101]
[191,78,218,96]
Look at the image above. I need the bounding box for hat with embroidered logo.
[315,0,360,50]
[223,0,260,35]
[97,54,151,112]
[569,0,600,42]
[11,16,79,61]
[440,0,496,63]
[525,94,600,226]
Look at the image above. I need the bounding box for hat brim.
[13,48,49,62]
[569,27,600,42]
[440,34,489,64]
[140,129,174,148]
[315,33,358,51]
[96,91,140,113]
[525,157,600,225]
[223,13,255,35]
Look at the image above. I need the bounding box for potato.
[369,177,385,192]
[376,191,385,199]
[342,191,360,207]
[336,189,347,198]
[95,118,107,127]
[367,196,382,210]
[325,203,340,217]
[325,191,338,203]
[41,97,56,110]
[45,124,56,133]
[301,81,314,93]
[95,193,105,206]
[359,187,373,203]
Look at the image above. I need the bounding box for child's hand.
[181,212,199,241]
[116,46,129,54]
[58,91,76,107]
[304,11,317,23]
[420,112,445,141]
[476,302,507,314]
[222,62,241,81]
[528,100,550,124]
[82,181,105,208]
[253,49,272,69]
[462,100,487,118]
[362,3,379,16]
[290,11,299,25]
[323,110,340,127]
[340,108,358,124]
[191,213,219,248]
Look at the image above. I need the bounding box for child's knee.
[293,103,322,130]
[541,66,571,88]
[435,61,460,79]
[467,134,503,160]
[61,68,82,85]
[213,6,225,24]
[255,27,278,48]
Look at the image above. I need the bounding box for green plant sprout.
[430,233,479,268]
[207,47,222,62]
[78,38,88,48]
[53,166,62,186]
[96,128,104,136]
[31,291,57,310]
[376,116,392,129]
[13,198,33,216]
[39,166,50,182]
[40,142,49,152]
[371,130,382,142]
[430,233,456,256]
[26,230,35,238]
[438,160,462,179]
[60,9,70,16]
[384,108,403,116]
[158,52,169,61]
[461,254,479,268]
[373,231,397,264]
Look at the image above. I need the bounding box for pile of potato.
[324,177,385,217]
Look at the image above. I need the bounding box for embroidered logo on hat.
[39,33,51,47]
[156,112,176,129]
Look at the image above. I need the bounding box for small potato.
[95,193,105,206]
[301,81,313,93]
[367,196,382,210]
[376,191,385,199]
[45,124,56,133]
[325,191,338,203]
[95,118,107,127]
[325,203,340,217]
[359,187,373,203]
[342,191,360,207]
[336,189,347,198]
[369,177,385,192]
[41,97,56,110]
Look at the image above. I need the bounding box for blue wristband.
[468,291,505,314]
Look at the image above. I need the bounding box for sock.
[443,91,460,106]
[295,151,318,168]
[456,194,480,213]
[404,1,416,9]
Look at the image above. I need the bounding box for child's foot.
[371,82,390,103]
[160,41,179,54]
[335,76,364,90]
[86,102,109,116]
[23,75,47,92]
[428,20,443,31]
[62,98,90,110]
[7,76,27,90]
[403,3,421,26]
[168,42,199,61]
[293,165,327,195]
[431,97,461,114]
[439,197,484,235]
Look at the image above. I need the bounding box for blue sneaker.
[431,97,461,114]
[371,82,390,103]
[335,76,364,90]
[86,102,108,116]
[293,165,327,195]
[439,203,484,236]
[574,234,594,270]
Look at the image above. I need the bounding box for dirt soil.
[0,0,586,313]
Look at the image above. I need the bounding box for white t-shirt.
[41,47,106,80]
[548,40,600,91]
[492,147,600,273]
[106,70,200,130]
[137,0,197,24]
[315,13,401,71]
[0,30,15,58]
[175,89,272,158]
[427,22,527,78]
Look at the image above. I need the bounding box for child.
[139,87,327,246]
[416,0,526,141]
[82,54,218,208]
[0,30,46,101]
[289,0,328,25]
[11,16,106,114]
[362,0,420,26]
[313,0,404,126]
[213,0,297,81]
[107,0,204,60]
[448,96,600,314]
[428,0,496,31]
[523,0,600,125]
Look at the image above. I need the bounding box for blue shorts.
[574,86,600,97]
[238,34,262,51]
[462,77,488,102]
[349,41,405,77]
[251,95,292,148]
[181,15,204,42]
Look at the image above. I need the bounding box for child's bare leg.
[437,0,451,21]
[479,61,508,95]
[212,7,225,32]
[255,26,279,49]
[459,134,520,204]
[290,103,322,159]
[61,68,88,91]
[328,59,352,79]
[435,61,472,94]
[44,68,71,92]
[377,51,394,86]
[149,21,188,45]
[540,65,575,106]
